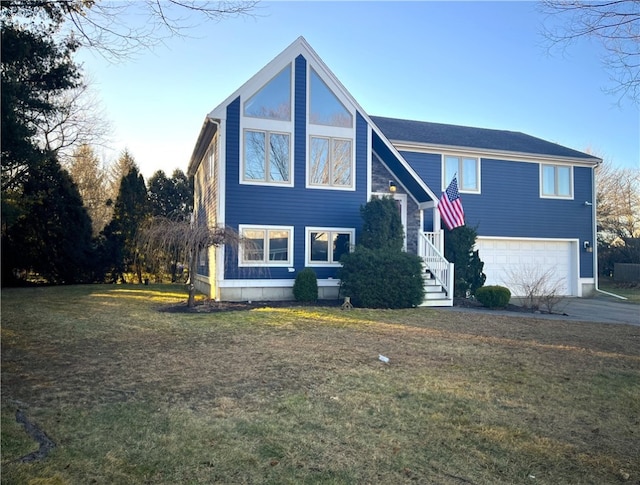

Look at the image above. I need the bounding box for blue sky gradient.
[77,1,639,178]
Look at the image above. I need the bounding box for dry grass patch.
[1,285,639,484]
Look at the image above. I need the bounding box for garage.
[475,238,579,296]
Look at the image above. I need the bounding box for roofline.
[187,117,218,177]
[390,140,602,166]
[197,36,439,202]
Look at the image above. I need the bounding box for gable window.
[243,130,290,183]
[306,228,354,266]
[239,225,293,266]
[541,164,573,198]
[310,68,352,128]
[243,65,291,121]
[444,155,480,193]
[309,136,352,187]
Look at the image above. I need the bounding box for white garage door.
[475,238,577,296]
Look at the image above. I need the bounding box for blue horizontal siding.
[402,150,594,278]
[223,67,370,280]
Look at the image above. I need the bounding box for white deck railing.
[418,232,454,299]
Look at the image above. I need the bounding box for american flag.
[438,177,465,230]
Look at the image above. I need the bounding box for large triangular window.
[243,65,291,121]
[309,68,352,128]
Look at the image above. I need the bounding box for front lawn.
[2,285,639,484]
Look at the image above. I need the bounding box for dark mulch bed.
[161,299,344,313]
[454,297,528,312]
[161,297,556,315]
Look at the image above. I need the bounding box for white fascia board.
[206,36,309,120]
[391,141,602,167]
[372,150,422,206]
[371,140,440,203]
[201,36,440,205]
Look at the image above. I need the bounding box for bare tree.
[67,144,113,236]
[540,0,640,103]
[137,216,242,307]
[596,161,640,243]
[58,0,260,61]
[36,81,112,164]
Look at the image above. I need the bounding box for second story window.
[243,130,290,183]
[444,155,480,193]
[243,65,291,121]
[309,136,352,187]
[541,164,573,198]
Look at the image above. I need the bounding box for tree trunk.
[187,250,197,307]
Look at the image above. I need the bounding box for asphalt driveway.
[446,294,640,326]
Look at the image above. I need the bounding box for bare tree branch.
[539,0,640,104]
[61,0,260,61]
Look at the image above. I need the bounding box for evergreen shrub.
[476,285,511,309]
[293,268,318,302]
[338,247,425,309]
[444,226,486,297]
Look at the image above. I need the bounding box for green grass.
[598,279,640,303]
[2,284,639,484]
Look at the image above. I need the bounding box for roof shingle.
[370,116,599,161]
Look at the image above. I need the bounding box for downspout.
[592,162,627,300]
[210,118,223,302]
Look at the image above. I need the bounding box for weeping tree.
[137,216,241,307]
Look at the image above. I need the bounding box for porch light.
[389,181,397,193]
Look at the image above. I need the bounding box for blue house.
[187,37,601,306]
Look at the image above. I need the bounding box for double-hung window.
[443,155,480,193]
[541,164,573,198]
[306,228,354,266]
[239,225,293,267]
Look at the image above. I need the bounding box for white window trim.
[238,224,294,267]
[305,227,355,267]
[539,163,574,199]
[240,128,294,187]
[442,154,481,194]
[306,65,356,191]
[240,62,294,188]
[306,135,356,191]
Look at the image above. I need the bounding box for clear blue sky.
[77,1,639,179]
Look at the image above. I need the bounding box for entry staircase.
[418,232,454,307]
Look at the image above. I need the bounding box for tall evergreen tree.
[146,169,194,281]
[3,157,93,284]
[101,159,149,283]
[1,2,81,192]
[148,169,193,220]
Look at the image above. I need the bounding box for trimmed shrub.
[444,225,486,297]
[476,285,511,309]
[360,196,404,251]
[338,247,425,308]
[293,268,318,302]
